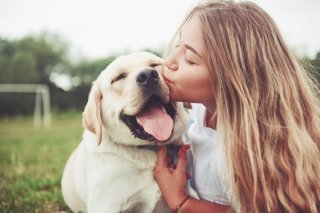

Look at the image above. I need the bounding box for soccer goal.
[0,84,51,127]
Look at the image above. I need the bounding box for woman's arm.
[153,145,235,213]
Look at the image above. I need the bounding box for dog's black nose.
[136,69,159,87]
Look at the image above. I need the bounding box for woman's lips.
[162,74,173,85]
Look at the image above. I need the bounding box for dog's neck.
[137,143,180,155]
[98,137,158,169]
[98,135,181,169]
[137,144,158,152]
[138,143,181,168]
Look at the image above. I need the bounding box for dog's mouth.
[120,95,177,142]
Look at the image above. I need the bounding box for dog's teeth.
[161,106,166,113]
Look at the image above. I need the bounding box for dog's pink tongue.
[137,102,173,142]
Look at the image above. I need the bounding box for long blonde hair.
[166,1,320,212]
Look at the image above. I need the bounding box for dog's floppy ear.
[82,83,103,145]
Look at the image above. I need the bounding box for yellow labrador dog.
[61,52,186,213]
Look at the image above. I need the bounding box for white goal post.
[0,84,51,127]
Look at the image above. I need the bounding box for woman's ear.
[82,82,103,145]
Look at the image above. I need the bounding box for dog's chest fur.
[77,131,174,212]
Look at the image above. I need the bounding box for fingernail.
[179,146,185,154]
[184,144,190,150]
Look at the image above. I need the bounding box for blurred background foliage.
[0,32,162,117]
[0,32,319,117]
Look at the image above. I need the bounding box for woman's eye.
[185,58,195,65]
[111,73,127,84]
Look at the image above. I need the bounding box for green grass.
[0,112,83,213]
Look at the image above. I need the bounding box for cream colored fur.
[61,52,186,213]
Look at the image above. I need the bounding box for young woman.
[153,1,320,212]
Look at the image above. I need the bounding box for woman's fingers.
[155,145,167,167]
[184,144,191,150]
[176,146,187,172]
[154,147,164,181]
[156,144,190,171]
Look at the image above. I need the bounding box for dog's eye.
[150,63,161,68]
[111,73,127,84]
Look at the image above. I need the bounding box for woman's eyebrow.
[185,44,202,58]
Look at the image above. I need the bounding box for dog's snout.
[136,69,159,87]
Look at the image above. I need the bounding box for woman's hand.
[153,145,190,211]
[154,144,237,213]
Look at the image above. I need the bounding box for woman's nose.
[164,55,178,71]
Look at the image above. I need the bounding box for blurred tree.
[70,56,116,87]
[0,39,15,83]
[0,33,69,84]
[0,33,70,116]
[7,51,38,83]
[0,33,164,116]
[58,56,118,110]
[16,33,70,84]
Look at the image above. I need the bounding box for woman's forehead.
[180,16,205,56]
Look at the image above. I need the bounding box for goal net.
[0,84,51,127]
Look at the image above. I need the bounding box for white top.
[185,103,239,210]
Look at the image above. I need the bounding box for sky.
[1,0,320,61]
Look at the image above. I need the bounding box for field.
[0,112,83,213]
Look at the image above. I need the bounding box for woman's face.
[163,15,214,106]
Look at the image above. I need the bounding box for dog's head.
[83,52,186,146]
